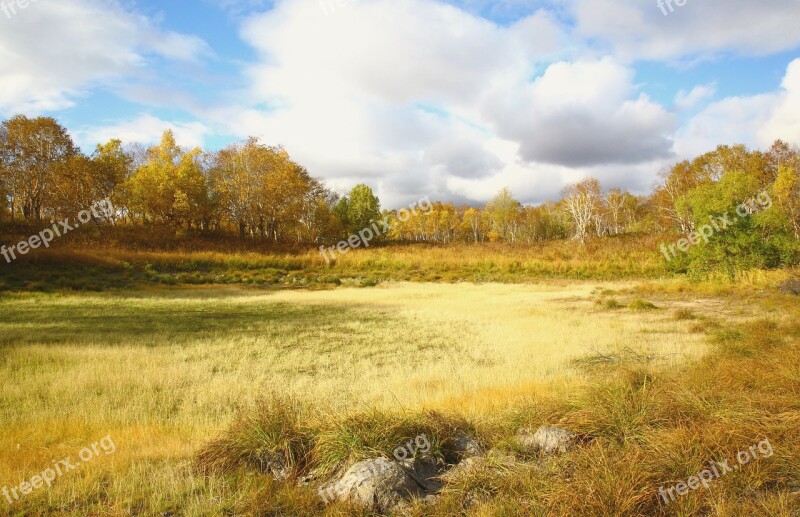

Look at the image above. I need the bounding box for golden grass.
[0,281,717,514]
[0,235,671,293]
[1,270,798,515]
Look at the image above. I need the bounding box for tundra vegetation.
[0,116,798,515]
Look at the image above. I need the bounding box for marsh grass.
[196,303,800,516]
[1,256,798,515]
[673,308,697,320]
[0,235,669,293]
[628,299,659,311]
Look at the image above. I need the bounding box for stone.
[778,278,800,296]
[450,432,484,459]
[254,451,292,480]
[516,425,576,455]
[399,454,444,491]
[318,458,422,512]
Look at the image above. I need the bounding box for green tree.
[485,187,521,243]
[773,164,800,239]
[677,171,787,278]
[339,184,380,235]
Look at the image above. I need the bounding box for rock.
[450,432,483,459]
[516,426,576,456]
[399,454,444,491]
[318,458,422,512]
[440,456,484,483]
[438,452,518,511]
[297,467,324,486]
[778,278,800,296]
[254,451,292,480]
[440,451,517,484]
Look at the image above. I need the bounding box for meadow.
[0,244,798,515]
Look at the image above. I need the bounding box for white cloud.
[674,83,716,110]
[481,58,677,167]
[759,59,800,146]
[570,0,800,61]
[227,0,676,206]
[76,114,210,149]
[0,0,209,114]
[676,59,800,158]
[226,0,567,206]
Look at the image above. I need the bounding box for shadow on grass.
[0,292,390,347]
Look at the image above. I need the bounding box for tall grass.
[0,234,671,292]
[198,302,800,516]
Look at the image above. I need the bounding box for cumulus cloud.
[570,0,800,61]
[225,0,683,205]
[4,0,799,207]
[676,59,800,158]
[0,0,209,114]
[424,137,503,179]
[482,58,676,167]
[225,0,572,206]
[759,59,800,146]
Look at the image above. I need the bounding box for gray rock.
[318,458,422,512]
[450,432,483,459]
[778,278,800,296]
[440,456,484,483]
[254,451,292,480]
[516,425,576,455]
[399,454,444,491]
[440,451,517,483]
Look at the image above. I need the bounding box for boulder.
[399,454,445,491]
[318,458,422,512]
[450,432,483,459]
[516,425,576,456]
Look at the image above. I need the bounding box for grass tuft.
[673,308,697,320]
[628,299,659,311]
[597,298,624,310]
[195,394,314,477]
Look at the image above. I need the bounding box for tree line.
[1,115,798,274]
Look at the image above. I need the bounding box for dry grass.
[0,250,798,515]
[0,280,717,514]
[0,235,670,293]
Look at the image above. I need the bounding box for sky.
[1,0,799,208]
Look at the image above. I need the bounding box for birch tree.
[563,178,601,243]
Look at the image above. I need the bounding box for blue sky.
[1,0,799,207]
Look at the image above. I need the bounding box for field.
[0,247,799,515]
